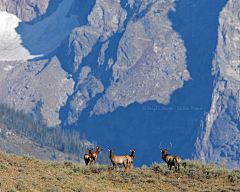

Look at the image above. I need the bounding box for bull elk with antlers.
[159,142,181,173]
[125,150,136,169]
[108,149,128,172]
[90,146,103,165]
[84,148,93,166]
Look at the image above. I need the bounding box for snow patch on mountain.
[3,65,14,71]
[0,0,79,61]
[0,11,36,61]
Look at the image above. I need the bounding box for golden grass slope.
[0,151,240,191]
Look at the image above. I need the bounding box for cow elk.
[108,149,128,172]
[90,146,103,165]
[125,150,136,169]
[84,148,93,166]
[159,142,181,173]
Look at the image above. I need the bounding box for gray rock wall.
[195,0,240,168]
[0,57,74,127]
[0,0,53,22]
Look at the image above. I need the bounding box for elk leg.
[124,162,128,172]
[85,159,89,166]
[174,166,177,173]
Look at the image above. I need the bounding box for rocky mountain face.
[0,0,59,23]
[0,58,74,127]
[1,0,240,168]
[58,0,190,125]
[195,0,240,168]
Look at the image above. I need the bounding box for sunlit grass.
[0,152,240,191]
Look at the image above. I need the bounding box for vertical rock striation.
[195,0,240,168]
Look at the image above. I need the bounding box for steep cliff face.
[195,0,240,168]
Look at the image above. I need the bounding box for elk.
[125,150,136,169]
[84,148,93,166]
[90,146,103,165]
[159,142,181,173]
[108,149,128,172]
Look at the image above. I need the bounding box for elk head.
[108,148,115,156]
[130,150,136,158]
[96,146,103,153]
[159,142,172,156]
[87,148,93,153]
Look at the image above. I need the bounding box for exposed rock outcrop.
[0,0,52,22]
[0,57,74,127]
[60,0,190,124]
[195,0,240,168]
[93,0,190,115]
[59,0,127,74]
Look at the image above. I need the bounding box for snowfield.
[0,0,79,61]
[0,11,36,61]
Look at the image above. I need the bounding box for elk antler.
[166,142,172,151]
[159,142,163,150]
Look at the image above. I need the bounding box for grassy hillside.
[0,151,240,192]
